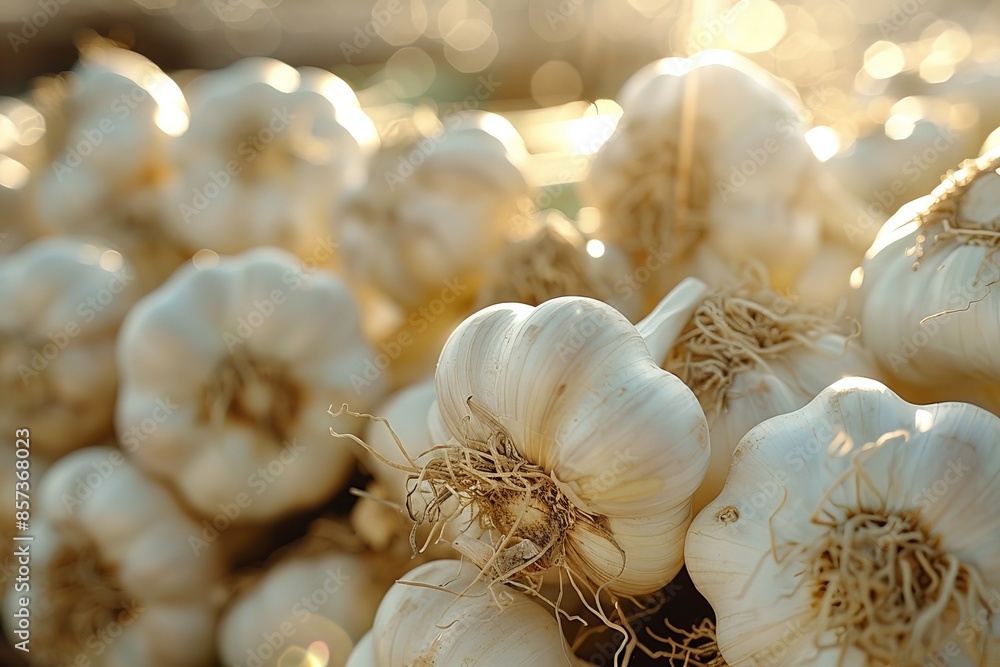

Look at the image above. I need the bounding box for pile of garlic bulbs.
[2,36,999,667]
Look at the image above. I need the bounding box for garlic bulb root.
[645,618,727,667]
[909,152,1000,273]
[771,437,990,665]
[663,269,854,417]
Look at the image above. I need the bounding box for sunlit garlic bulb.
[337,111,533,310]
[164,58,378,259]
[645,273,878,514]
[859,150,1000,415]
[474,210,641,320]
[583,50,823,302]
[687,378,1000,666]
[0,97,46,255]
[32,39,191,292]
[116,248,385,523]
[372,292,709,603]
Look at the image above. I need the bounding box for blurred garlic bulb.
[0,238,141,459]
[474,210,641,320]
[583,50,823,302]
[2,446,224,666]
[648,273,877,514]
[32,39,191,291]
[686,378,1000,666]
[218,549,388,666]
[364,560,588,666]
[116,248,385,523]
[338,111,532,310]
[859,151,1000,413]
[349,378,436,551]
[0,97,46,255]
[396,292,709,599]
[164,58,377,258]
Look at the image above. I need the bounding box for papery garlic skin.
[164,58,377,258]
[116,248,385,522]
[859,152,1000,411]
[337,111,532,310]
[649,277,879,514]
[686,378,1000,666]
[218,551,385,667]
[0,238,141,459]
[367,560,588,666]
[2,447,224,666]
[583,50,822,297]
[422,293,709,596]
[32,41,191,291]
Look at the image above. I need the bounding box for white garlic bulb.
[116,248,385,523]
[32,40,191,292]
[218,550,387,667]
[859,151,1000,413]
[2,446,225,666]
[164,58,377,258]
[349,378,436,551]
[473,210,642,321]
[400,292,709,599]
[648,274,879,514]
[0,238,141,459]
[337,111,532,310]
[364,560,588,666]
[583,50,822,300]
[686,378,1000,666]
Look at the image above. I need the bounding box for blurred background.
[4,0,1000,209]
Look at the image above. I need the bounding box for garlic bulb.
[583,50,822,300]
[396,292,708,599]
[0,97,46,255]
[859,151,1000,412]
[2,446,224,666]
[349,378,437,551]
[164,58,377,258]
[218,550,387,666]
[32,39,191,292]
[364,559,588,666]
[686,378,1000,666]
[337,111,532,310]
[0,238,141,459]
[116,248,385,523]
[473,210,641,321]
[648,273,878,514]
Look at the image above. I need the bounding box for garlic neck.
[202,348,300,444]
